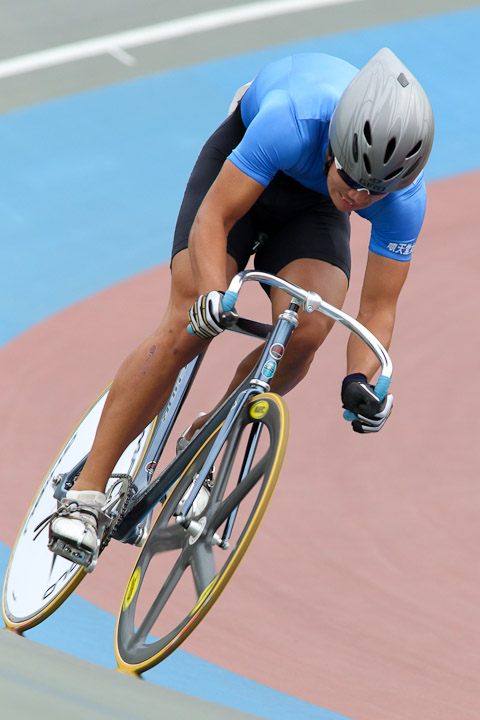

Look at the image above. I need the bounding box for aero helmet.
[329,47,434,193]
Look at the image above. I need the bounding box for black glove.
[188,291,225,339]
[341,373,393,434]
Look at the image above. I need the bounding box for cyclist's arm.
[346,250,409,380]
[189,160,265,294]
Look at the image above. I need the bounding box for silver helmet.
[329,48,434,193]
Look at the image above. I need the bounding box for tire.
[115,392,289,674]
[2,388,157,632]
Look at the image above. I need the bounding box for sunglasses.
[334,158,384,197]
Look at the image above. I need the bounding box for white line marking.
[108,47,137,67]
[0,0,361,79]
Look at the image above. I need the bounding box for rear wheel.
[2,388,157,632]
[115,392,289,674]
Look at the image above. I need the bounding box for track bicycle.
[2,269,392,675]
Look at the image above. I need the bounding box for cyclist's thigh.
[272,258,348,329]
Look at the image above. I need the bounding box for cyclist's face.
[327,160,387,212]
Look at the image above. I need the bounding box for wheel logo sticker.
[270,343,284,360]
[250,400,269,419]
[190,575,219,616]
[123,566,141,610]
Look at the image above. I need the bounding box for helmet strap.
[323,142,334,176]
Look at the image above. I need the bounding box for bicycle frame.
[2,268,393,639]
[111,271,392,672]
[54,269,392,546]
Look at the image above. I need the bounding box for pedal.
[48,537,95,570]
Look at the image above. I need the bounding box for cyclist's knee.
[281,320,332,375]
[144,302,208,364]
[170,254,197,307]
[295,316,333,353]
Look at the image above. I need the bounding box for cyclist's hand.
[188,291,225,339]
[341,373,393,434]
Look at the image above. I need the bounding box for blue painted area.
[1,7,479,348]
[1,6,479,348]
[0,541,351,719]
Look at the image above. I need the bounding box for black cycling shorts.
[171,104,351,283]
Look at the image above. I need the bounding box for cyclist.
[50,47,434,557]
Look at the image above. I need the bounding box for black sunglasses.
[334,158,384,197]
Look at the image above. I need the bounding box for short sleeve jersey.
[228,53,426,262]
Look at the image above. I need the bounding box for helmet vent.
[402,157,422,178]
[397,72,409,88]
[352,133,359,162]
[363,153,371,174]
[384,167,403,181]
[406,140,422,158]
[363,121,372,145]
[384,138,396,164]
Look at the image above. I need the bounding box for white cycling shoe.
[175,482,210,517]
[176,412,206,455]
[50,490,106,552]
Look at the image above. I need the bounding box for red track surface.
[1,173,479,720]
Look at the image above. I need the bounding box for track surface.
[0,629,265,720]
[1,2,480,719]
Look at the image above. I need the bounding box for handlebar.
[190,270,393,400]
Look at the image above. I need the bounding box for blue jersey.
[228,54,426,262]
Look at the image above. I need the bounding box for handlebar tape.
[222,290,238,311]
[373,374,391,402]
